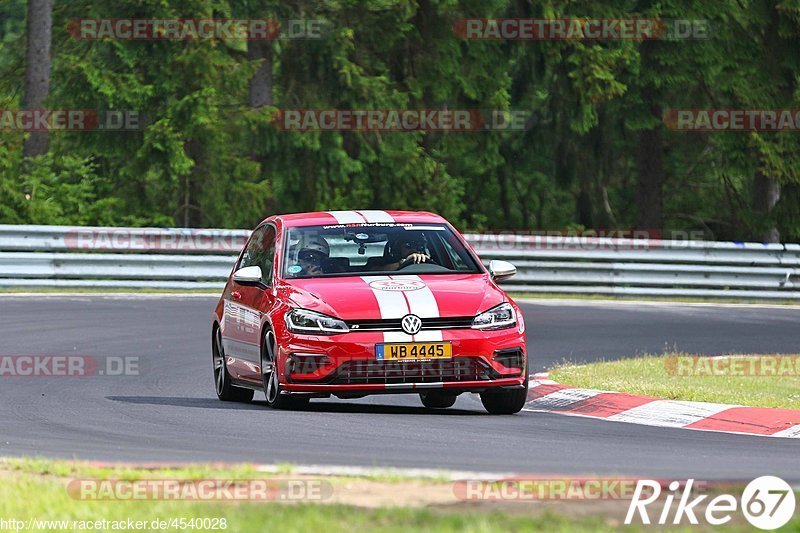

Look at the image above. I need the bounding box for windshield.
[282,223,482,279]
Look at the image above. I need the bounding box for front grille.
[347,316,474,332]
[326,357,497,385]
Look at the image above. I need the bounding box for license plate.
[376,342,452,361]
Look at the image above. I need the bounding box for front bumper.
[283,377,526,394]
[278,327,527,394]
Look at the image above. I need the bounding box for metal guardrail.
[0,225,798,299]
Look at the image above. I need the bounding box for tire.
[261,327,309,410]
[213,327,254,403]
[480,359,529,415]
[419,391,457,409]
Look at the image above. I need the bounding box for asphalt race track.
[1,295,799,480]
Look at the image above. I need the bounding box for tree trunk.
[413,0,436,154]
[576,180,593,228]
[592,110,616,228]
[635,120,664,230]
[247,40,273,108]
[23,0,52,158]
[635,40,664,231]
[247,39,276,215]
[753,170,781,242]
[181,139,203,228]
[497,172,512,227]
[749,7,784,244]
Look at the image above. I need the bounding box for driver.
[294,236,330,276]
[380,233,431,271]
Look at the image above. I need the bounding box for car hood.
[280,274,505,320]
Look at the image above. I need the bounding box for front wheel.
[480,359,529,414]
[419,391,457,409]
[261,328,308,410]
[212,327,254,403]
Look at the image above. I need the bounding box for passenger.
[294,236,330,276]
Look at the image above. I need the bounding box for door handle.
[231,291,242,300]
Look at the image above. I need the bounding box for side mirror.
[232,265,264,286]
[488,260,516,281]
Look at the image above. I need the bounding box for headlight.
[472,303,516,330]
[285,309,349,335]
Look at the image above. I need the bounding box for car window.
[282,223,481,279]
[438,232,471,270]
[239,225,276,284]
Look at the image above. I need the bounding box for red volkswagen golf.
[211,210,529,414]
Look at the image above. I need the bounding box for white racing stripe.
[384,331,414,342]
[362,275,443,343]
[362,276,412,342]
[327,210,366,224]
[356,210,394,223]
[397,275,442,342]
[328,210,394,224]
[361,276,408,317]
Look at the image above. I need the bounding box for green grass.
[2,457,265,481]
[550,354,800,409]
[0,476,601,533]
[4,458,788,532]
[2,458,449,485]
[0,459,630,533]
[0,478,602,533]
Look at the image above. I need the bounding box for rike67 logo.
[625,477,796,529]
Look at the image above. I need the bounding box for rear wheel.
[213,327,254,403]
[419,391,457,409]
[262,328,309,410]
[480,360,529,415]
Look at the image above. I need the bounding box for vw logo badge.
[401,314,422,335]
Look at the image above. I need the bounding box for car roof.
[263,210,449,228]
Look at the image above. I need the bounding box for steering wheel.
[397,254,430,269]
